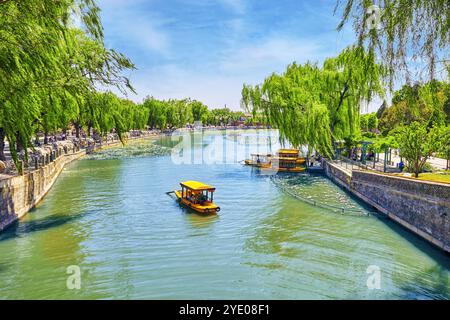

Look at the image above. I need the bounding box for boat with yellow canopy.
[266,149,306,172]
[171,181,220,214]
[243,149,306,172]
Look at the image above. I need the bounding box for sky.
[97,0,371,111]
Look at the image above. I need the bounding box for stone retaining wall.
[0,133,160,232]
[322,160,352,190]
[0,150,85,231]
[323,160,450,253]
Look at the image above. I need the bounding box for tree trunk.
[331,83,349,134]
[0,128,6,161]
[415,161,420,178]
[44,129,49,145]
[16,132,23,153]
[75,123,80,138]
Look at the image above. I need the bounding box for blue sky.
[97,0,359,110]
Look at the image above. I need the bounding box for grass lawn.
[415,172,450,184]
[387,171,450,184]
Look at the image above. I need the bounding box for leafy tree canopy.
[379,80,450,134]
[242,46,386,156]
[395,122,441,177]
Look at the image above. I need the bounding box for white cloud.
[219,36,325,74]
[130,20,170,54]
[98,0,171,55]
[130,64,244,109]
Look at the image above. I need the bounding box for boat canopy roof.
[180,180,215,191]
[277,149,299,154]
[251,153,272,157]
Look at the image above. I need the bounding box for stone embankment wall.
[0,132,158,232]
[0,150,85,231]
[323,160,450,253]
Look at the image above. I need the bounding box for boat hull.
[261,166,306,173]
[244,160,271,168]
[174,190,220,214]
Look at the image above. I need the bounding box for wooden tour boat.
[243,149,306,172]
[244,153,272,168]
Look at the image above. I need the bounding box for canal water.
[0,130,448,299]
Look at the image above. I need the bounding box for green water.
[0,130,448,299]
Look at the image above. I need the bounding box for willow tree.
[123,99,149,131]
[172,99,193,128]
[208,108,234,126]
[37,89,78,144]
[335,0,450,83]
[144,97,168,130]
[62,28,135,138]
[242,46,385,157]
[436,125,450,170]
[190,100,210,123]
[0,0,104,163]
[0,0,134,170]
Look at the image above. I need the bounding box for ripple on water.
[0,130,448,299]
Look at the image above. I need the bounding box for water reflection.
[185,213,219,229]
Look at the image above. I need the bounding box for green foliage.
[142,97,250,129]
[208,108,232,126]
[433,125,450,164]
[0,0,135,171]
[244,113,267,126]
[82,92,147,138]
[360,115,368,132]
[367,113,378,131]
[143,97,168,130]
[361,131,376,139]
[372,135,398,153]
[376,100,387,119]
[142,97,193,130]
[360,112,378,132]
[395,122,440,177]
[190,100,209,123]
[336,0,450,83]
[379,81,450,134]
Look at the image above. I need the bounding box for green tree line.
[374,81,450,176]
[142,97,262,130]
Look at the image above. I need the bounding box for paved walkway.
[377,150,448,170]
[332,152,448,175]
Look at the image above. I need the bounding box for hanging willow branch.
[335,0,450,85]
